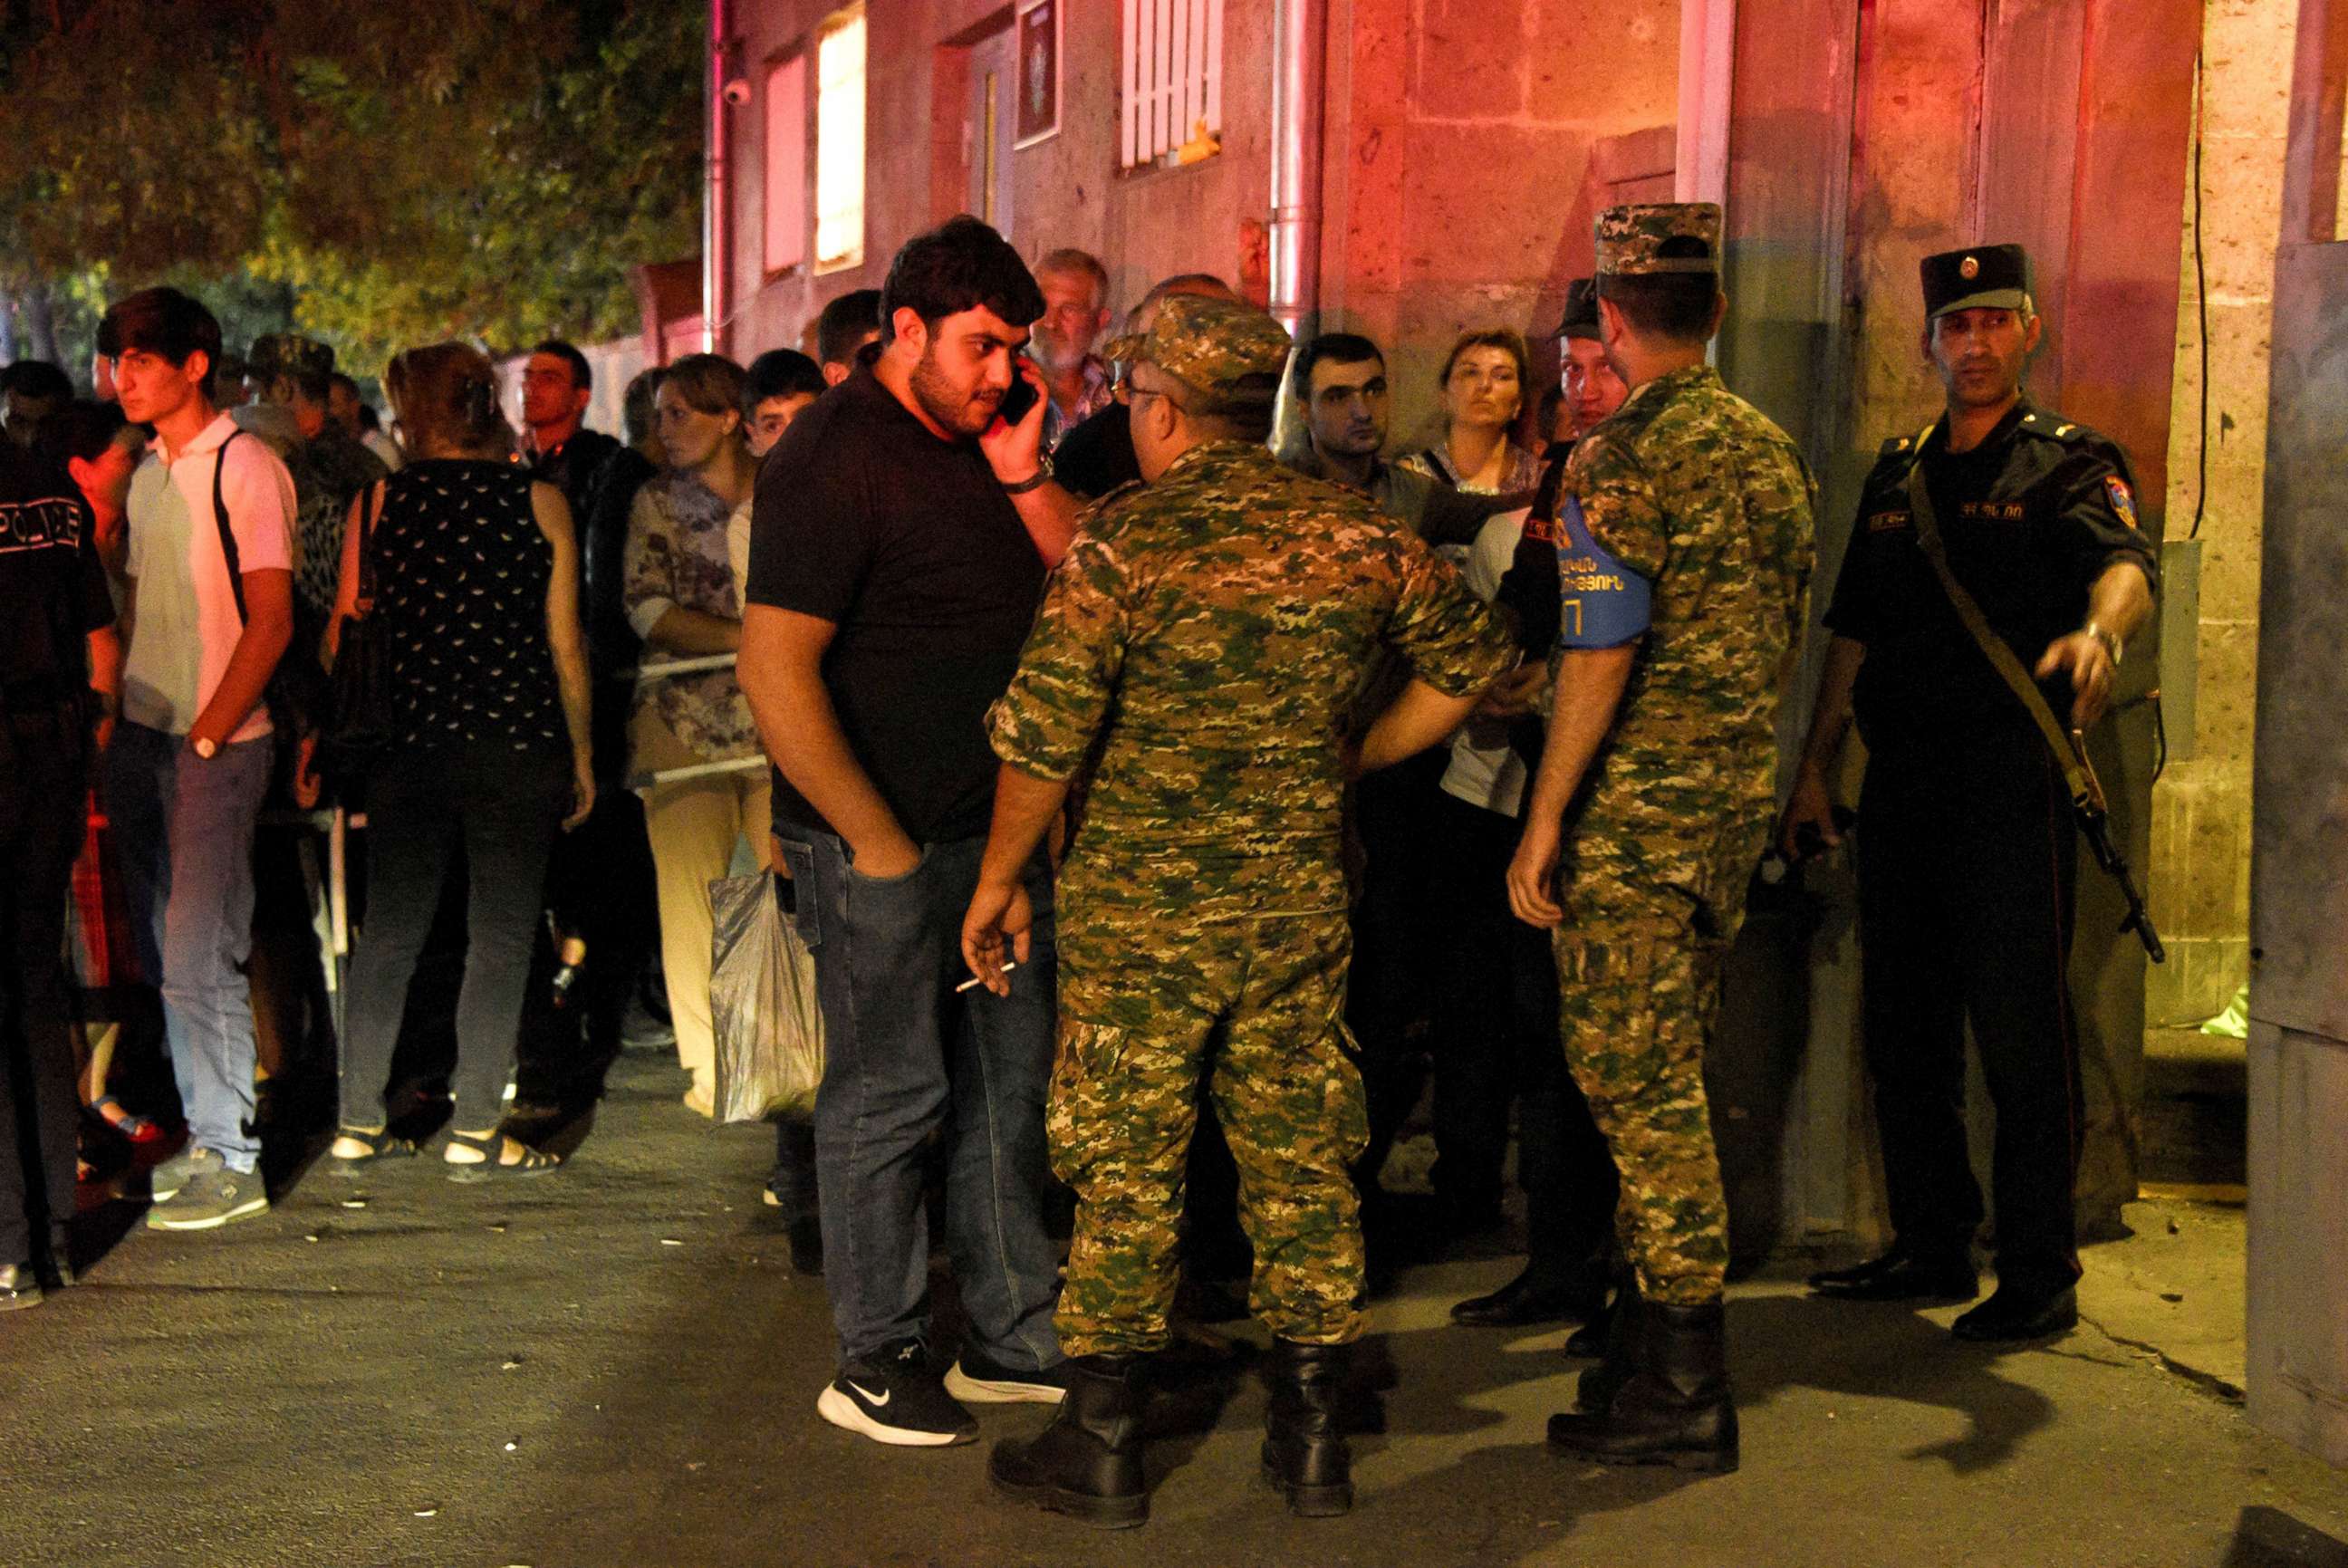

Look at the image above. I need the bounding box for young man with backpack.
[99,287,296,1232]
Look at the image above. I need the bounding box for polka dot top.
[371,459,563,751]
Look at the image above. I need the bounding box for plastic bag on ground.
[709,871,824,1122]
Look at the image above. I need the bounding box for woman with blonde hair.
[621,353,769,1119]
[325,341,594,1179]
[1400,328,1543,495]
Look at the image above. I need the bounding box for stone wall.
[1320,0,1680,447]
[2147,0,2293,1027]
[717,0,1680,447]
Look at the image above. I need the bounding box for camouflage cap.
[1552,276,1602,340]
[1921,243,2032,319]
[247,332,335,380]
[1102,293,1293,399]
[1594,203,1724,277]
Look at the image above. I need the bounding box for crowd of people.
[0,203,2153,1527]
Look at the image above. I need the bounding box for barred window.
[1121,0,1223,170]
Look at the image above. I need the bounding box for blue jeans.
[106,722,272,1174]
[773,830,1061,1373]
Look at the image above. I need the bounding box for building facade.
[684,0,2272,1248]
[699,0,1682,445]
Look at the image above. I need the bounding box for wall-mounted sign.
[1015,0,1060,149]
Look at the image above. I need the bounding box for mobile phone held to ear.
[996,371,1042,428]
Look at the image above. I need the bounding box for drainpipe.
[1267,0,1327,341]
[704,0,731,355]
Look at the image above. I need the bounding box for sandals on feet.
[331,1126,420,1173]
[443,1130,563,1182]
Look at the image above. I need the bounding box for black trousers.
[528,784,658,1077]
[1346,748,1451,1192]
[1856,729,2082,1290]
[0,711,86,1264]
[1429,791,1617,1276]
[342,743,568,1129]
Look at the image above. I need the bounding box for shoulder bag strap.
[210,428,249,625]
[1899,422,2097,813]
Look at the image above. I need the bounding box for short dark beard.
[909,344,995,438]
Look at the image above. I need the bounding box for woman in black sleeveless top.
[323,343,592,1179]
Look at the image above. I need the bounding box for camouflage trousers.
[1050,906,1369,1356]
[1553,869,1745,1307]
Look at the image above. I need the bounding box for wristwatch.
[1002,455,1055,495]
[192,736,219,760]
[2082,620,2123,668]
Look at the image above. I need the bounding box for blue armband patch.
[1553,495,1652,649]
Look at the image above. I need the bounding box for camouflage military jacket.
[989,439,1514,923]
[1564,364,1814,890]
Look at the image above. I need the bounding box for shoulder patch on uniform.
[2104,474,2139,530]
[1880,435,1911,456]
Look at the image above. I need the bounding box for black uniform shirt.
[0,440,111,696]
[1824,401,2154,751]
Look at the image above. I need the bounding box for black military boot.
[1573,1268,1642,1412]
[1549,1299,1737,1473]
[988,1353,1148,1528]
[1262,1339,1352,1516]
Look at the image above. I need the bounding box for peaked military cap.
[248,332,335,380]
[1595,203,1723,277]
[1921,244,2032,319]
[1552,276,1602,341]
[1102,294,1293,399]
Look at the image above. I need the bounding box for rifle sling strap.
[1899,424,2096,813]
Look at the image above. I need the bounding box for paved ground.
[5,1050,2343,1568]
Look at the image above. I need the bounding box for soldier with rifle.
[1781,243,2159,1342]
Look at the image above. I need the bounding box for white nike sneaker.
[816,1340,978,1447]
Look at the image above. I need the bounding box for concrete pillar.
[2245,0,2348,1472]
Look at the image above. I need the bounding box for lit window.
[763,53,807,275]
[1121,0,1224,170]
[814,7,866,274]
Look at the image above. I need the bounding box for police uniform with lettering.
[1821,244,2155,1304]
[0,440,114,1301]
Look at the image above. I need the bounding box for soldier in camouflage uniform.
[958,295,1515,1527]
[1506,204,1815,1475]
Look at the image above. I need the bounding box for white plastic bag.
[708,871,824,1122]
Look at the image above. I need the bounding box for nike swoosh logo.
[847,1380,890,1408]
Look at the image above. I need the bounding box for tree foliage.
[1,0,701,375]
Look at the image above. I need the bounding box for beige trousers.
[633,709,773,1090]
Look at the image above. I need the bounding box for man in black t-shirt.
[743,216,1081,1448]
[0,439,120,1307]
[1780,245,2155,1343]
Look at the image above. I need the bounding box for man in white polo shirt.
[98,288,295,1232]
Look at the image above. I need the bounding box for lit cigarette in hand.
[956,961,1020,994]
